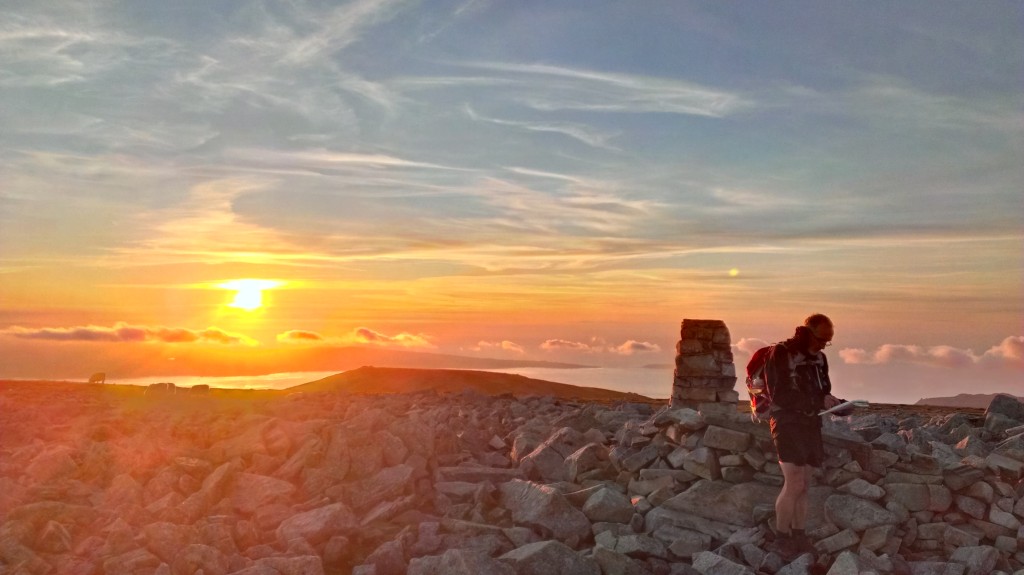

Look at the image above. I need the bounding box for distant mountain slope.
[915,393,1024,409]
[291,366,656,402]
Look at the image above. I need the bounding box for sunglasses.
[812,334,833,347]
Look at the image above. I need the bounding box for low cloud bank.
[471,340,526,354]
[351,327,434,349]
[276,330,325,343]
[840,336,1023,369]
[540,337,660,355]
[734,336,1023,370]
[276,327,435,349]
[2,323,257,346]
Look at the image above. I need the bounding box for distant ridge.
[915,392,1024,409]
[291,366,656,402]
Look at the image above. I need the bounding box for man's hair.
[804,313,833,329]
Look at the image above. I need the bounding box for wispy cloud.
[453,61,751,117]
[465,106,619,150]
[2,322,257,345]
[839,336,1023,369]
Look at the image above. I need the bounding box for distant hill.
[0,344,594,380]
[915,393,1024,409]
[291,366,657,403]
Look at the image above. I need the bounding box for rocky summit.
[1,379,1023,575]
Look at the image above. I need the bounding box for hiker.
[764,313,848,560]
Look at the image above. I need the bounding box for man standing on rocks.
[764,313,848,560]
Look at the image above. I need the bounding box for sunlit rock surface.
[1,379,1023,574]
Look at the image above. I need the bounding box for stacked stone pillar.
[671,319,739,409]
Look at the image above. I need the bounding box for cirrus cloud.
[2,322,258,346]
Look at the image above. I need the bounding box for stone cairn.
[671,319,739,410]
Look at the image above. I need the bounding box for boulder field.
[1,381,1023,575]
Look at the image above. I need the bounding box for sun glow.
[218,279,282,311]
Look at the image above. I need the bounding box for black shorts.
[770,415,825,467]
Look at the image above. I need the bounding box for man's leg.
[793,465,813,528]
[775,461,809,535]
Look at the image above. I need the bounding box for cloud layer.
[3,323,257,346]
[840,336,1024,369]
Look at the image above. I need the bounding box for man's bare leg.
[775,461,809,535]
[793,465,813,530]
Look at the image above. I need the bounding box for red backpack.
[745,344,777,422]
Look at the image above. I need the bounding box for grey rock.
[661,480,779,527]
[408,549,515,575]
[522,441,571,482]
[583,487,635,524]
[365,538,406,575]
[644,506,736,541]
[985,394,1024,423]
[663,528,712,559]
[838,478,885,501]
[950,545,1000,575]
[815,529,859,554]
[276,502,356,546]
[352,464,414,512]
[566,443,608,482]
[691,551,756,575]
[885,483,931,512]
[499,479,592,543]
[682,448,721,481]
[702,426,752,453]
[825,551,862,575]
[824,494,899,531]
[592,545,654,575]
[172,543,229,575]
[499,540,600,575]
[608,534,669,559]
[231,472,296,514]
[436,466,523,483]
[909,562,966,575]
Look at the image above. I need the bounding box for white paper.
[819,400,869,416]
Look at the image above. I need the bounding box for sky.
[1,1,1021,404]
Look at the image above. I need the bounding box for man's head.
[804,313,834,353]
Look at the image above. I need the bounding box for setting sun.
[218,279,282,311]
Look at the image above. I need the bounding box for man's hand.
[823,395,843,409]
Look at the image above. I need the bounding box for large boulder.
[985,394,1024,423]
[276,502,357,546]
[582,487,635,524]
[661,480,779,527]
[824,494,899,531]
[499,480,592,544]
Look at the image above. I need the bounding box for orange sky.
[1,2,1021,403]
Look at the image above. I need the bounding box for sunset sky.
[1,1,1021,403]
